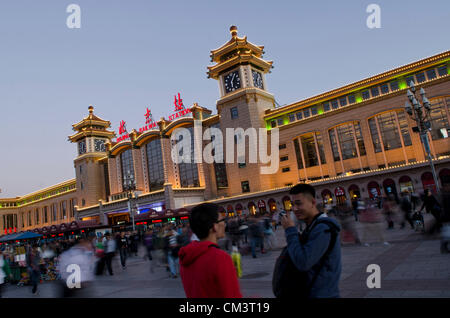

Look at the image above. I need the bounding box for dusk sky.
[1,0,449,198]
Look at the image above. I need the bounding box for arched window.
[421,172,436,193]
[329,122,366,161]
[428,97,450,140]
[293,132,326,168]
[399,176,414,193]
[145,138,164,191]
[368,110,412,152]
[176,127,200,188]
[120,148,135,189]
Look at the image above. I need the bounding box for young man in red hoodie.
[179,203,243,298]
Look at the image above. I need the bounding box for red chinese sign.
[117,120,130,143]
[139,107,158,133]
[168,92,191,121]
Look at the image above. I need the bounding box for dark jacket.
[284,213,342,298]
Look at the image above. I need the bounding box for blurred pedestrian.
[420,189,443,234]
[439,177,450,253]
[382,195,396,229]
[179,203,242,298]
[400,191,414,229]
[362,201,389,246]
[167,225,180,278]
[248,215,265,258]
[117,232,128,270]
[57,235,96,297]
[0,249,12,298]
[27,245,42,294]
[263,214,275,250]
[104,233,116,276]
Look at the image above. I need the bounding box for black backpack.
[272,218,339,298]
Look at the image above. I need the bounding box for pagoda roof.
[210,26,264,63]
[72,106,112,131]
[207,26,273,79]
[69,106,116,142]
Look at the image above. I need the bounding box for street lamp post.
[123,170,136,231]
[405,81,440,193]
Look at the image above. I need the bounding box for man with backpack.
[273,183,342,298]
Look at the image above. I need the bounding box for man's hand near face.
[281,213,296,229]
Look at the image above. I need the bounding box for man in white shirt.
[104,233,116,276]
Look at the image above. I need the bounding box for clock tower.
[69,106,116,209]
[207,26,277,196]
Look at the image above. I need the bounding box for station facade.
[1,27,449,233]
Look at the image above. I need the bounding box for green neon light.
[318,108,324,115]
[283,117,289,125]
[356,96,362,103]
[399,80,407,90]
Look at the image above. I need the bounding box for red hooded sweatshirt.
[179,240,242,298]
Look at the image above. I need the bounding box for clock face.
[78,140,86,155]
[94,139,106,152]
[252,70,264,89]
[224,70,241,93]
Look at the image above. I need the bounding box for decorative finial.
[88,105,94,114]
[230,25,238,38]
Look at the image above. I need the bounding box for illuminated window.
[241,181,250,193]
[178,127,200,188]
[329,122,366,161]
[428,98,449,140]
[120,149,135,189]
[368,110,412,152]
[61,201,67,219]
[146,139,164,191]
[294,132,326,168]
[293,139,304,169]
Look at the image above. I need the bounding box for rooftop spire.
[230,25,238,38]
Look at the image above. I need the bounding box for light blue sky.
[1,0,449,198]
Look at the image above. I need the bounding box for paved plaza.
[2,214,449,298]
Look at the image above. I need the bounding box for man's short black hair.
[189,203,220,240]
[289,183,316,199]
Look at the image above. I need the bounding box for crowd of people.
[0,181,449,298]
